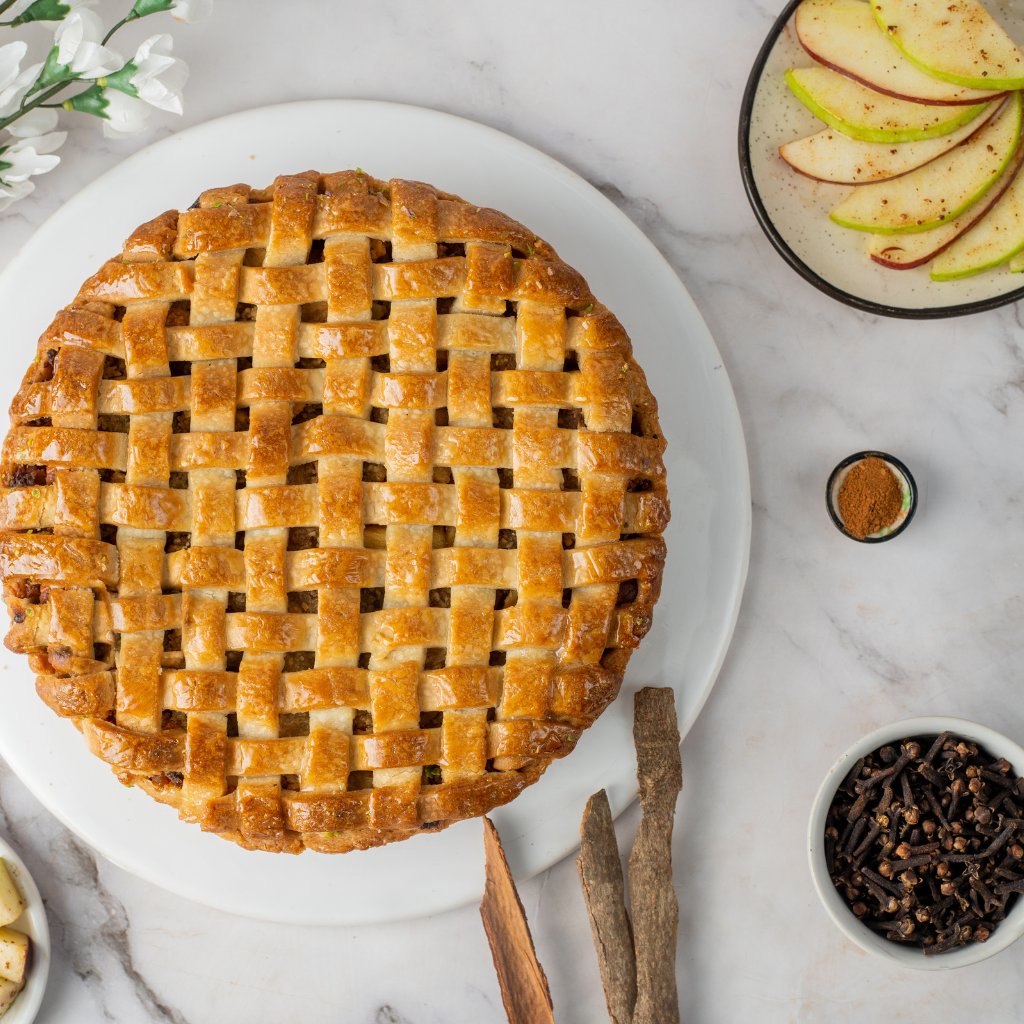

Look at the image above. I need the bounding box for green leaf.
[65,85,109,119]
[102,62,139,97]
[11,0,72,26]
[33,46,71,91]
[130,0,173,16]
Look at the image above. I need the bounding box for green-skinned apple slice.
[785,67,989,142]
[931,143,1024,278]
[1009,248,1024,270]
[871,0,1024,90]
[868,136,1024,266]
[831,92,1021,232]
[780,104,994,183]
[796,0,1001,105]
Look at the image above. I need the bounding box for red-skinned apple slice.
[796,0,1001,105]
[867,136,1024,267]
[831,92,1021,233]
[780,103,995,184]
[871,0,1024,91]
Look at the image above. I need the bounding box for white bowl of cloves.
[808,716,1024,969]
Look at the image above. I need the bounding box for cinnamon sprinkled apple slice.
[872,0,1024,91]
[831,91,1021,233]
[797,0,1002,104]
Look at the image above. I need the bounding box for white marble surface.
[2,1,1024,1021]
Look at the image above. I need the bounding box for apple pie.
[0,171,668,853]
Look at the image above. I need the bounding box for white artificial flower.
[0,132,65,180]
[0,177,34,210]
[170,0,211,23]
[98,89,150,137]
[0,61,41,118]
[0,42,28,98]
[6,108,59,138]
[0,43,45,121]
[54,9,122,79]
[127,35,187,114]
[0,130,66,210]
[6,0,95,21]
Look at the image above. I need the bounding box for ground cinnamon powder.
[837,457,902,539]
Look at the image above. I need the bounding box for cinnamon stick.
[577,789,637,1024]
[629,687,682,1024]
[480,816,556,1024]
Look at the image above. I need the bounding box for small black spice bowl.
[826,451,917,543]
[808,717,1024,969]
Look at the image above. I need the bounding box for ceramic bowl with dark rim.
[826,451,917,543]
[739,0,1024,318]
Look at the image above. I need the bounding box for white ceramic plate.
[0,101,750,925]
[0,836,50,1024]
[741,0,1024,317]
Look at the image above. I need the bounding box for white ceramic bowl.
[808,716,1024,970]
[0,837,49,1023]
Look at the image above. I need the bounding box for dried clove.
[824,733,1024,955]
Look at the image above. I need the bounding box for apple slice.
[871,0,1024,90]
[796,0,1001,105]
[0,929,27,986]
[1009,249,1024,270]
[0,977,22,1018]
[0,864,24,930]
[868,137,1024,266]
[785,67,989,143]
[780,105,994,183]
[931,144,1024,278]
[831,92,1021,232]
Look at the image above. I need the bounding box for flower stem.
[102,12,138,46]
[0,81,70,131]
[0,0,21,17]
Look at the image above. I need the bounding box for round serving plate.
[740,0,1024,318]
[0,100,750,925]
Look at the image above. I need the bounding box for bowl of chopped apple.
[0,838,49,1024]
[740,0,1024,317]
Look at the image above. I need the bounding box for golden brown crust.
[0,171,669,853]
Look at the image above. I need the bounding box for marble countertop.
[3,0,1024,1021]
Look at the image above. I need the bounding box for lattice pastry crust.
[0,171,668,853]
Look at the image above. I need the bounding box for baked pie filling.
[0,171,668,853]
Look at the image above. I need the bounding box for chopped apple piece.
[796,0,1001,104]
[780,106,994,183]
[867,140,1024,266]
[0,863,24,930]
[1009,249,1024,271]
[871,0,1024,90]
[931,145,1024,278]
[831,92,1021,232]
[0,977,22,1018]
[0,928,27,986]
[785,67,989,143]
